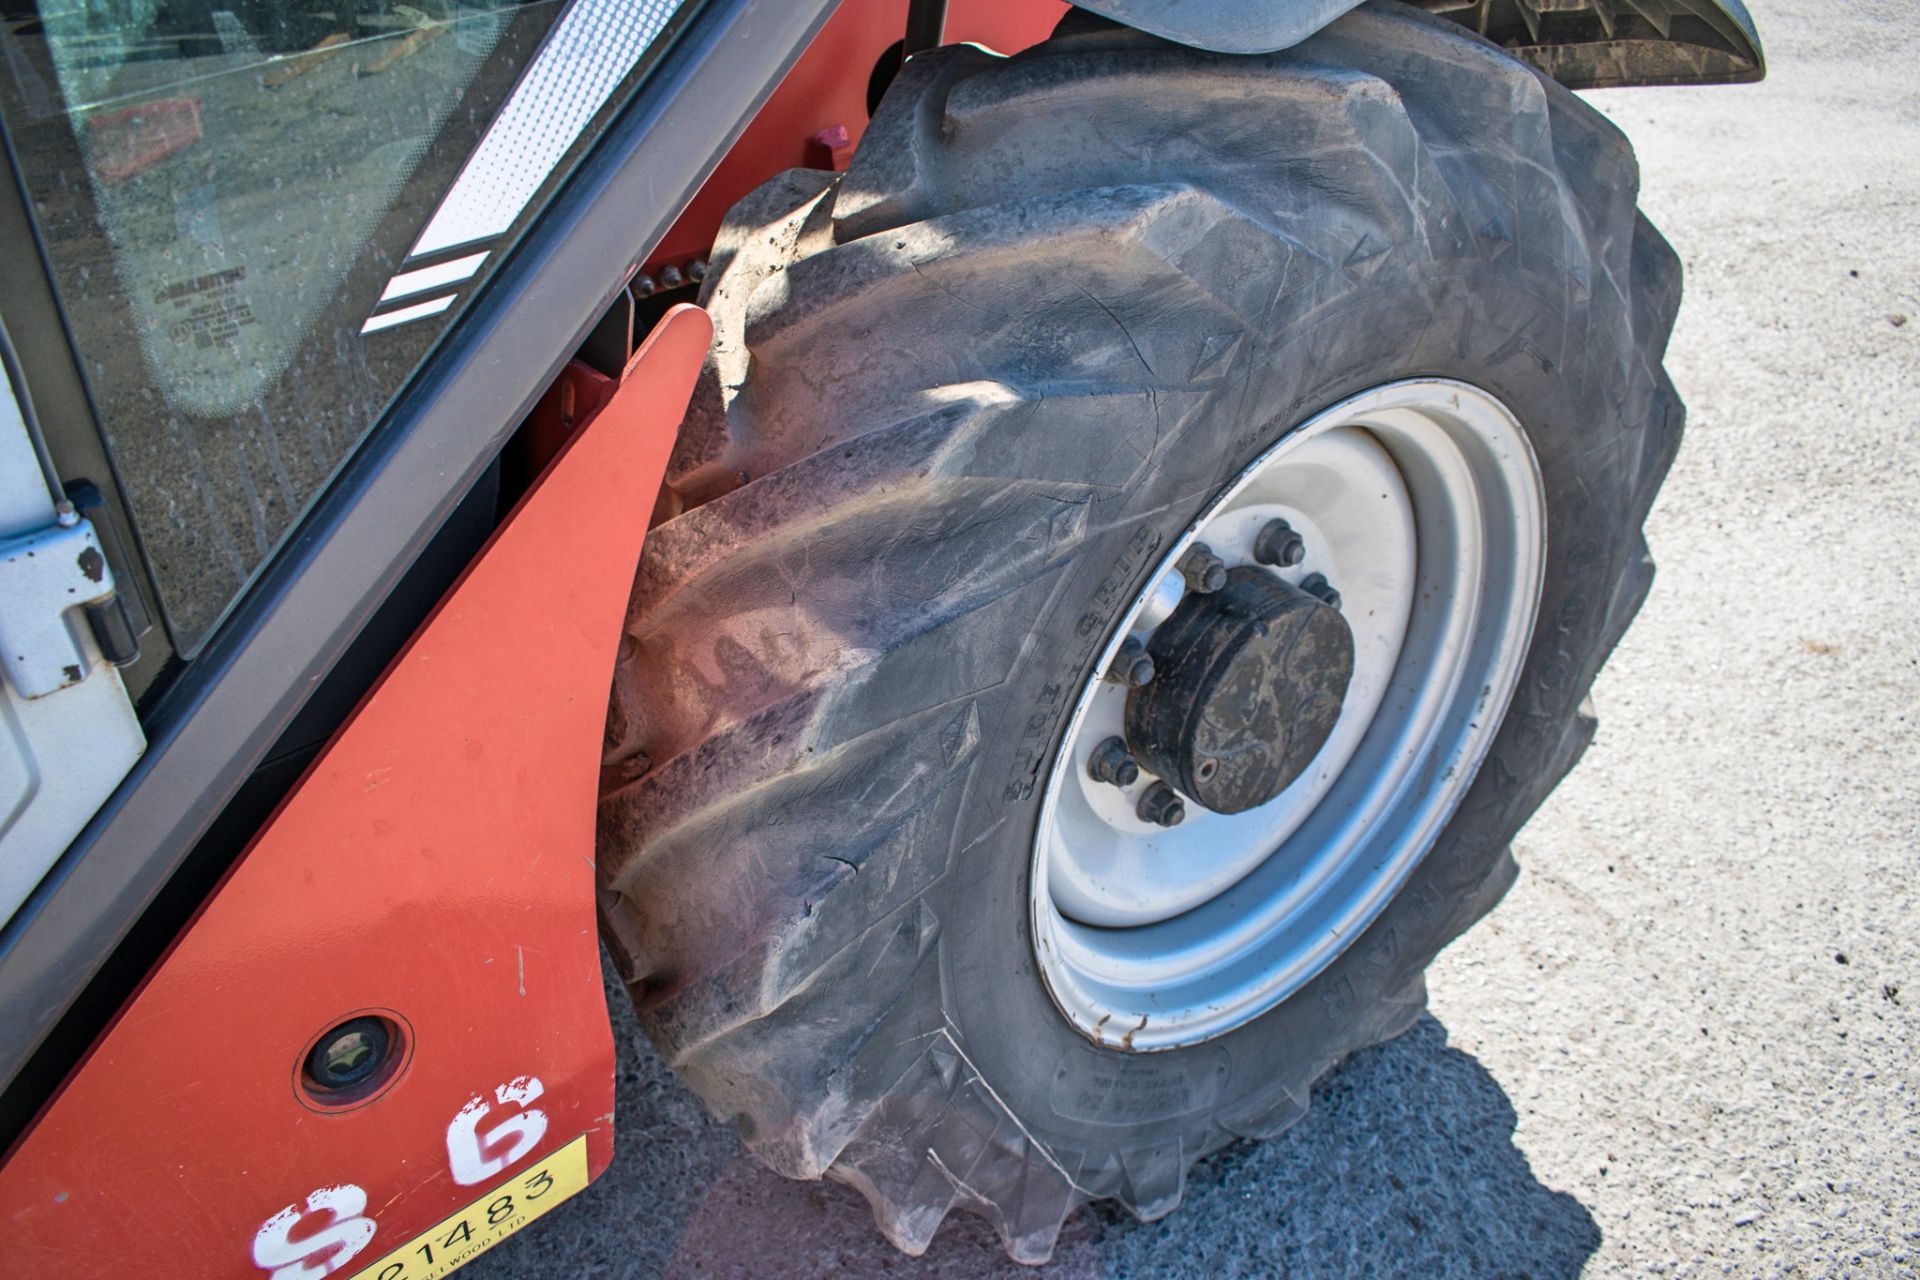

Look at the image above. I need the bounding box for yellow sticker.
[346,1134,591,1280]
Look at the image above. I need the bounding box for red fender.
[0,306,712,1280]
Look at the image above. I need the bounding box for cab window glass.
[1,0,689,652]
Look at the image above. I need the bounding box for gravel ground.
[471,2,1920,1274]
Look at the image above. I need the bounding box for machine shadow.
[466,964,1598,1279]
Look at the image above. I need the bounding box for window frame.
[4,0,683,657]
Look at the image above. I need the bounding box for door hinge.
[0,512,122,698]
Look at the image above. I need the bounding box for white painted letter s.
[251,1184,377,1280]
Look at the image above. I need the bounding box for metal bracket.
[0,515,118,698]
[904,0,947,55]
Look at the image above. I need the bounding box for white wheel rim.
[1030,380,1547,1051]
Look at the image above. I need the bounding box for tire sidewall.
[933,249,1641,1156]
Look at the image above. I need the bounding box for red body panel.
[647,0,1066,270]
[0,307,712,1279]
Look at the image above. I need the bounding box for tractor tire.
[598,1,1682,1262]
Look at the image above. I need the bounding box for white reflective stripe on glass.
[379,252,490,304]
[408,0,687,258]
[361,294,458,334]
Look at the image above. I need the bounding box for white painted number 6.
[446,1074,549,1186]
[251,1184,377,1280]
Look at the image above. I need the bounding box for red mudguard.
[0,306,711,1280]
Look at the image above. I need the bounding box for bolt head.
[1088,736,1141,787]
[1136,781,1186,827]
[1254,519,1306,568]
[658,264,685,290]
[1107,637,1156,687]
[1300,572,1342,611]
[1178,544,1228,593]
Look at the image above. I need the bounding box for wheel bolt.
[1300,572,1342,611]
[1087,736,1141,787]
[1177,543,1228,594]
[658,264,685,290]
[1253,519,1306,568]
[1106,636,1155,687]
[1136,781,1185,827]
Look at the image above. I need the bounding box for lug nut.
[1136,781,1186,827]
[1177,543,1228,594]
[687,258,708,283]
[1107,636,1155,687]
[1087,736,1141,787]
[1253,519,1306,568]
[1300,572,1342,611]
[658,264,685,290]
[632,273,658,298]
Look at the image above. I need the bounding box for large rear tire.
[598,3,1683,1261]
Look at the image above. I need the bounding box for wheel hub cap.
[1126,568,1354,815]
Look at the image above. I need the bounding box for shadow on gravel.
[469,969,1598,1279]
